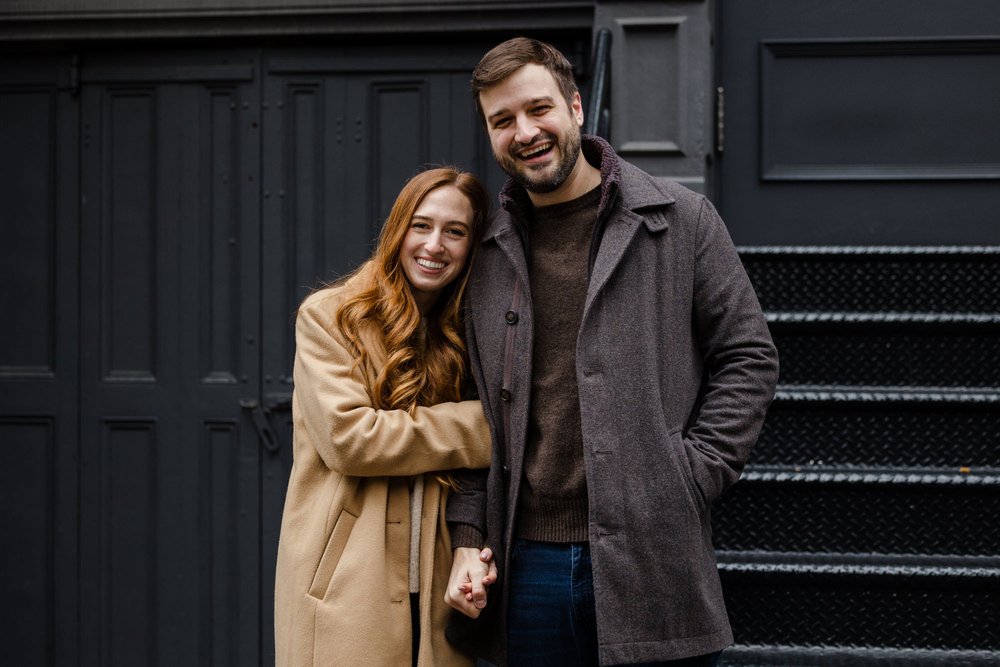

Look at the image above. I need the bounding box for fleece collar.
[485,135,675,242]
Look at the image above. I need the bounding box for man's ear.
[572,91,584,126]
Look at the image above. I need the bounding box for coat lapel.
[583,157,676,317]
[489,221,530,299]
[488,218,532,292]
[584,209,644,316]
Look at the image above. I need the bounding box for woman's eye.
[446,228,467,238]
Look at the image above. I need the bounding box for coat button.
[500,388,511,401]
[505,310,518,325]
[502,465,510,475]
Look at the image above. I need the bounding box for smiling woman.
[400,185,475,315]
[274,167,496,667]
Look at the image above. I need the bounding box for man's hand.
[445,547,497,618]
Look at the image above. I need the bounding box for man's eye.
[493,118,511,130]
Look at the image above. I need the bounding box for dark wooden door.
[257,41,505,662]
[713,2,1000,664]
[0,53,81,666]
[75,50,265,665]
[1,37,577,665]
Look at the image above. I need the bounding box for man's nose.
[514,115,540,144]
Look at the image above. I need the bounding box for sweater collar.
[485,134,673,242]
[494,135,617,230]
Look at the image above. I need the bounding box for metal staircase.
[715,247,1000,665]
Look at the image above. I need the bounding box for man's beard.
[497,129,582,194]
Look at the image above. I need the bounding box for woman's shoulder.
[297,263,386,361]
[299,263,373,318]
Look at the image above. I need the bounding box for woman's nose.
[424,231,445,253]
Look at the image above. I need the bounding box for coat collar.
[483,135,676,242]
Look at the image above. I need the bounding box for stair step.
[713,469,1000,557]
[721,644,1000,666]
[754,387,1000,468]
[738,245,1000,314]
[768,324,1000,388]
[767,311,1000,324]
[718,560,1000,654]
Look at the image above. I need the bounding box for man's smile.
[517,141,554,162]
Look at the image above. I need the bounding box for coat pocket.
[667,428,708,514]
[307,507,358,600]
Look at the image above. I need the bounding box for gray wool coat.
[447,136,779,665]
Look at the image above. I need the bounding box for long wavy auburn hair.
[335,166,489,425]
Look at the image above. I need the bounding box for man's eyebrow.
[486,96,556,123]
[486,108,511,124]
[527,96,556,106]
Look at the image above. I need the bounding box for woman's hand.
[445,547,497,618]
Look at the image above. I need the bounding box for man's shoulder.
[616,157,705,212]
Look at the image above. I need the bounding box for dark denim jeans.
[506,539,722,667]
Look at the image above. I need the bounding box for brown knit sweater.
[515,185,600,543]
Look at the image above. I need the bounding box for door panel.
[261,43,503,391]
[78,52,261,665]
[258,42,504,663]
[717,0,1000,245]
[0,55,80,667]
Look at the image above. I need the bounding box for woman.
[274,167,493,666]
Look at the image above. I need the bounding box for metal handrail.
[585,28,612,138]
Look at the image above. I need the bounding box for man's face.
[479,63,584,195]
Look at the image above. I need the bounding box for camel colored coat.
[274,271,491,666]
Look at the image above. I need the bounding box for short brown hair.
[472,37,579,123]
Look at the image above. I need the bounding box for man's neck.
[526,155,601,208]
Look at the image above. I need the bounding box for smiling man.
[445,38,779,667]
[479,61,596,203]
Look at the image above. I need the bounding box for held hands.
[445,546,497,618]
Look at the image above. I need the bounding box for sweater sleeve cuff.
[449,522,484,549]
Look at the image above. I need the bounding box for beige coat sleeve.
[293,291,491,477]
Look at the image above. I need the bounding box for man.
[445,37,778,666]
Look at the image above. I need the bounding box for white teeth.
[416,258,445,270]
[520,143,551,159]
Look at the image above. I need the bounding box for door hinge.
[58,54,80,96]
[715,86,725,154]
[240,398,280,453]
[70,55,80,96]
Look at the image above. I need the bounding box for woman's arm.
[293,292,492,477]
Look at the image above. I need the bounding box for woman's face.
[400,185,475,314]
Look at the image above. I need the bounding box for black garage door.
[0,36,590,666]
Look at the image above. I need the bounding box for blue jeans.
[506,539,722,667]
